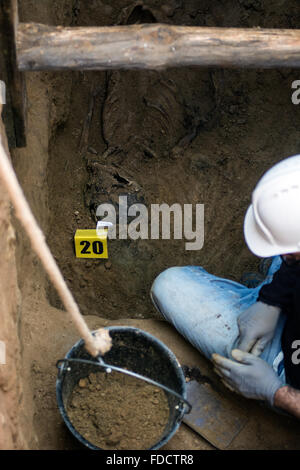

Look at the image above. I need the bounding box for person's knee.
[150,267,183,313]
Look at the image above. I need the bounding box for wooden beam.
[17,22,300,71]
[1,0,26,147]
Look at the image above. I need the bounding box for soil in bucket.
[67,370,170,450]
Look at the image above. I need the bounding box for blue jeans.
[150,256,286,385]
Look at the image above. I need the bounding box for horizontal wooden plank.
[17,22,300,71]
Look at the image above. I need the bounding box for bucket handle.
[56,357,192,415]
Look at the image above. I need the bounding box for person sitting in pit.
[151,154,300,418]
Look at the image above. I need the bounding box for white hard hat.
[244,154,300,257]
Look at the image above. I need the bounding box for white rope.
[0,135,111,357]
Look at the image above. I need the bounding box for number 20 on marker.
[74,229,108,259]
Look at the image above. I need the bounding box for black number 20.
[80,240,104,255]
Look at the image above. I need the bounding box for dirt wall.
[3,0,82,450]
[0,0,78,450]
[0,104,26,450]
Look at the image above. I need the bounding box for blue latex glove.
[212,349,283,406]
[236,301,281,356]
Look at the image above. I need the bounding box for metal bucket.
[56,326,191,450]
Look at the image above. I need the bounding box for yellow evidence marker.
[74,229,108,259]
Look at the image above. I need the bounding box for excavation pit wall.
[2,0,300,450]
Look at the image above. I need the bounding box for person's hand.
[236,301,281,356]
[212,349,283,405]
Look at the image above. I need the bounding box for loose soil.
[6,0,300,451]
[67,370,169,450]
